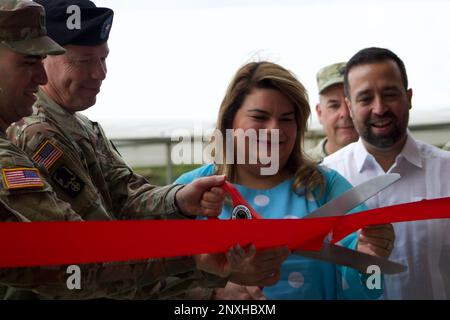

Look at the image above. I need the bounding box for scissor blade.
[305,173,401,219]
[293,242,407,275]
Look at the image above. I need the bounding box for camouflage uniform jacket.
[0,130,221,299]
[306,138,328,162]
[9,90,186,221]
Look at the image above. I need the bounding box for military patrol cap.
[35,0,113,46]
[316,62,347,94]
[0,0,65,55]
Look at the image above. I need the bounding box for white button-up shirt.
[322,134,450,299]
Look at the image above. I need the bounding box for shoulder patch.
[2,168,44,190]
[32,140,63,170]
[51,165,85,198]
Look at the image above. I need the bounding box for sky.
[86,0,450,138]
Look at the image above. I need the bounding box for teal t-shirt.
[175,164,382,300]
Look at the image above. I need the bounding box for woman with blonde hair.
[176,61,394,299]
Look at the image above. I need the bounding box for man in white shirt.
[322,47,450,300]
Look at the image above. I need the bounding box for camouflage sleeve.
[9,121,186,221]
[92,122,186,220]
[8,122,121,221]
[0,256,226,299]
[168,286,215,300]
[0,175,82,222]
[0,137,82,223]
[133,270,227,300]
[157,272,231,300]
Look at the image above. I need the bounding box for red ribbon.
[331,197,450,243]
[222,181,263,219]
[1,197,450,268]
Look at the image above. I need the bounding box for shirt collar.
[36,89,71,120]
[354,132,423,173]
[321,138,328,156]
[398,133,423,169]
[354,138,371,173]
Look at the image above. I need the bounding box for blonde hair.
[213,61,324,194]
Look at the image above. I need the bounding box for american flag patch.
[32,140,63,170]
[2,168,44,190]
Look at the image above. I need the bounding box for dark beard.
[359,113,408,149]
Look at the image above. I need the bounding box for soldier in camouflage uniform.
[0,0,289,299]
[307,62,359,162]
[9,0,229,222]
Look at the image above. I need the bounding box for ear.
[345,97,353,119]
[41,54,56,69]
[406,88,413,110]
[41,56,49,67]
[316,103,323,124]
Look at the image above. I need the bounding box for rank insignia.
[32,140,63,170]
[52,165,85,198]
[2,168,44,190]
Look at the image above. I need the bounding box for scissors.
[220,174,407,274]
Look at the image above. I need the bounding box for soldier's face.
[316,84,358,150]
[346,60,412,150]
[0,46,47,130]
[42,43,109,113]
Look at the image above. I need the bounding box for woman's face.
[231,88,298,176]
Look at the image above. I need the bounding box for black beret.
[35,0,113,46]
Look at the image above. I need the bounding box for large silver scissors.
[221,174,407,274]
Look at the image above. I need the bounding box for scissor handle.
[222,182,265,290]
[221,181,263,219]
